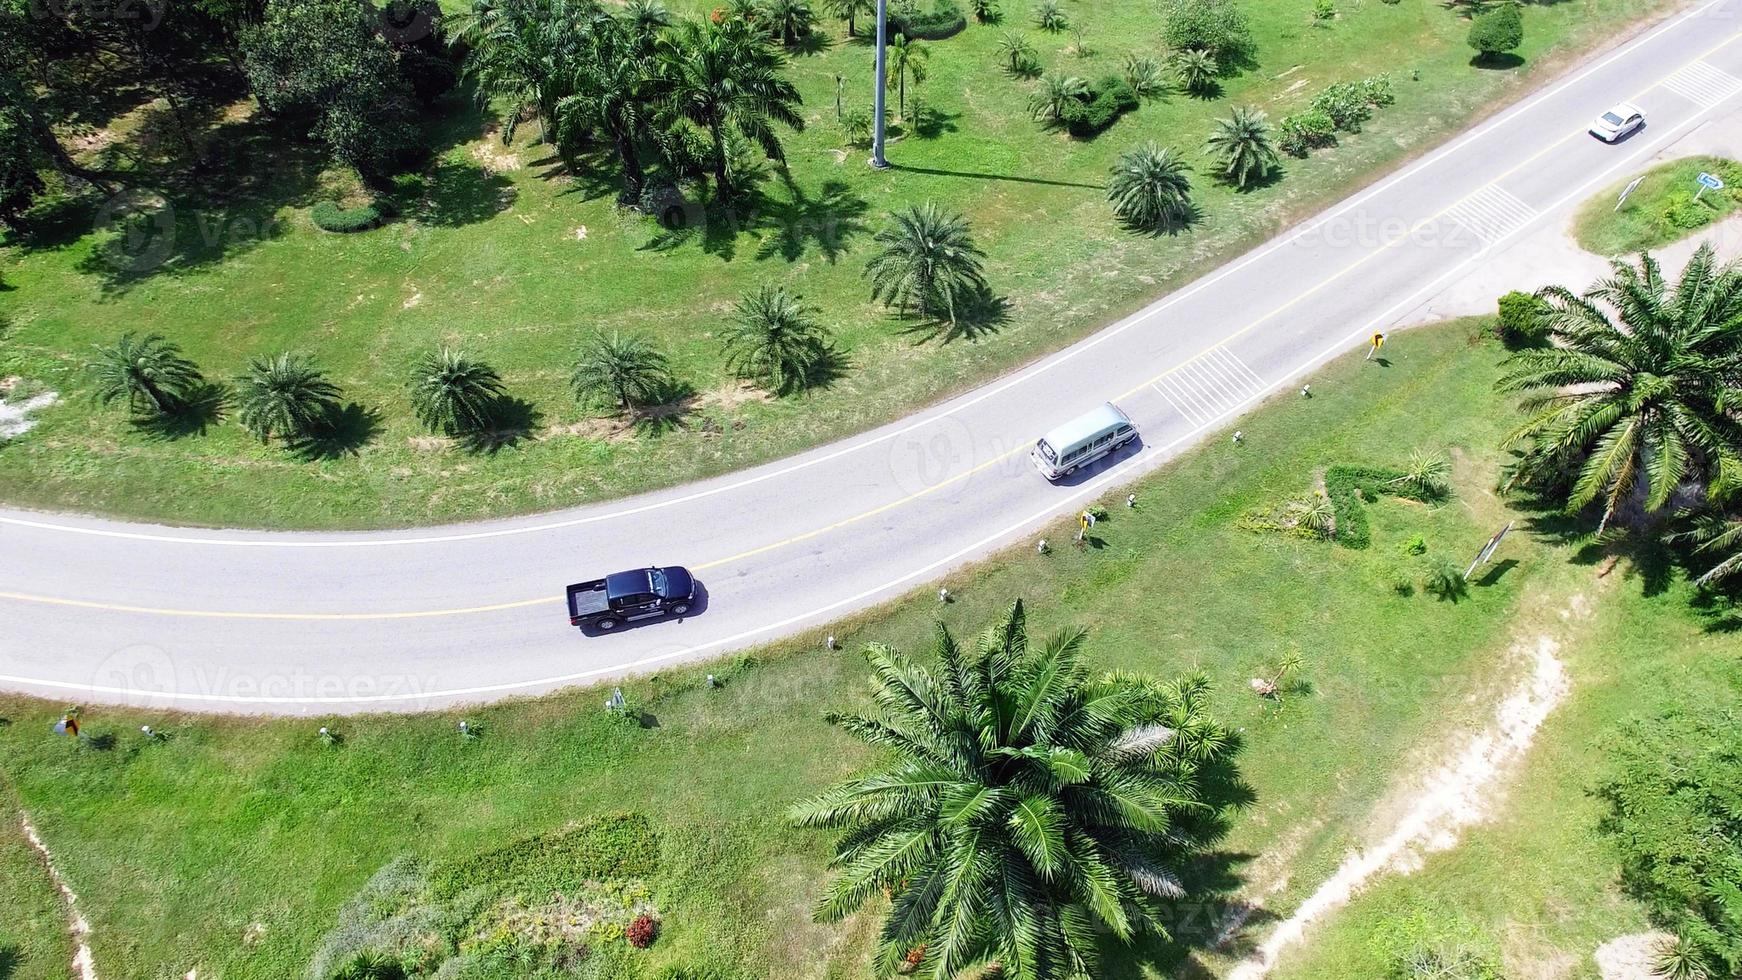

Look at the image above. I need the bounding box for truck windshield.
[649,567,668,596]
[1036,439,1057,465]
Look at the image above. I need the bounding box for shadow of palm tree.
[130,380,230,440]
[0,943,18,980]
[289,403,382,460]
[897,287,1012,344]
[457,395,543,454]
[753,179,870,263]
[417,160,516,228]
[1123,200,1206,238]
[631,379,700,438]
[890,162,1104,190]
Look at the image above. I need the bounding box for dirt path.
[1224,599,1580,979]
[19,811,99,980]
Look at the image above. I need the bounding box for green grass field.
[5,318,1728,978]
[0,793,72,980]
[0,0,1672,529]
[1572,154,1742,256]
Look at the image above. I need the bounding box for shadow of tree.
[1122,200,1206,238]
[416,160,516,228]
[456,395,543,454]
[897,287,1012,344]
[130,381,230,440]
[0,944,17,980]
[288,403,382,460]
[631,378,700,437]
[753,179,870,263]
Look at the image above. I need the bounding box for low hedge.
[891,0,966,39]
[1323,465,1408,549]
[1059,75,1140,137]
[431,812,659,897]
[311,198,395,233]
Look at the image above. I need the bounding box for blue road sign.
[1698,172,1725,190]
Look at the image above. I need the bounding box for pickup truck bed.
[565,580,610,620]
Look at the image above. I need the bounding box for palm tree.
[85,332,204,417]
[1673,512,1742,587]
[1173,48,1217,96]
[722,284,834,394]
[824,0,873,35]
[1033,0,1067,31]
[654,16,805,203]
[760,0,816,45]
[1123,52,1167,99]
[996,32,1039,76]
[452,0,591,144]
[623,0,672,36]
[560,14,656,203]
[235,352,341,443]
[408,347,507,436]
[570,330,674,412]
[1108,142,1195,232]
[1388,449,1452,499]
[866,202,990,326]
[790,600,1237,980]
[1028,71,1087,125]
[887,34,929,120]
[1499,245,1742,530]
[1203,107,1278,189]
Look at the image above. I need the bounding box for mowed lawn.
[1,319,1711,979]
[0,0,1673,529]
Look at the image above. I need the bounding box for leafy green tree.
[243,0,418,177]
[1108,142,1195,232]
[408,347,507,436]
[887,34,930,120]
[1158,0,1253,68]
[1467,4,1523,63]
[654,16,806,202]
[235,353,342,443]
[1595,710,1742,980]
[866,202,990,326]
[997,33,1040,76]
[722,284,834,394]
[0,8,116,198]
[790,600,1239,980]
[1499,245,1742,530]
[1203,107,1278,189]
[1028,72,1089,124]
[571,330,674,412]
[85,333,205,417]
[1172,48,1218,96]
[825,0,875,35]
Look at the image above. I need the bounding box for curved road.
[5,1,1742,713]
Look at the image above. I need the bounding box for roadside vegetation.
[0,0,1667,528]
[0,795,71,980]
[1572,155,1742,256]
[6,312,1739,979]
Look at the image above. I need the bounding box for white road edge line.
[0,0,1726,550]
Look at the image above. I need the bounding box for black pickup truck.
[566,566,696,631]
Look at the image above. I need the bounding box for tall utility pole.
[871,0,890,169]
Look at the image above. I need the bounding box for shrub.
[1310,80,1373,132]
[891,0,966,38]
[1313,0,1336,21]
[841,107,874,146]
[1278,110,1336,156]
[1361,73,1396,106]
[970,0,998,21]
[1467,3,1522,61]
[1123,53,1168,99]
[1495,290,1548,345]
[625,914,660,949]
[1158,0,1253,66]
[331,951,408,980]
[1369,907,1506,979]
[1399,534,1428,556]
[431,813,660,897]
[1421,558,1468,601]
[311,198,394,233]
[1058,75,1140,136]
[1660,191,1715,230]
[1033,0,1067,30]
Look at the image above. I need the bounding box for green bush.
[891,0,966,39]
[1158,0,1254,66]
[1494,290,1548,346]
[1361,73,1396,107]
[311,198,394,233]
[1311,80,1374,132]
[331,951,408,980]
[1058,75,1141,136]
[1278,110,1337,156]
[1421,557,1468,601]
[431,812,660,897]
[1467,3,1523,60]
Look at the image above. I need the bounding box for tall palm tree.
[570,330,674,412]
[1203,107,1278,189]
[1172,48,1217,96]
[1500,245,1742,530]
[560,13,656,203]
[887,34,929,120]
[866,202,990,326]
[451,0,592,144]
[825,0,873,35]
[1108,142,1194,232]
[235,352,341,443]
[85,332,204,417]
[760,0,816,45]
[654,16,805,202]
[1028,71,1087,125]
[722,284,833,394]
[408,347,507,436]
[790,601,1237,980]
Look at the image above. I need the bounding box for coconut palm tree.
[790,600,1237,980]
[408,347,507,436]
[887,34,929,120]
[623,0,672,36]
[997,32,1039,76]
[1203,106,1278,189]
[1172,48,1217,96]
[760,0,816,45]
[570,330,674,413]
[722,284,834,394]
[824,0,873,35]
[866,202,990,326]
[1499,245,1742,530]
[654,16,805,203]
[451,0,591,144]
[1108,142,1194,232]
[1674,512,1742,587]
[85,332,204,417]
[560,14,657,203]
[1028,71,1087,124]
[235,352,341,443]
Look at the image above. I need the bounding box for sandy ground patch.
[0,391,59,439]
[1595,931,1675,980]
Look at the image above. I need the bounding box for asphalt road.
[5,0,1742,714]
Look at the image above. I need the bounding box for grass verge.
[1572,154,1742,256]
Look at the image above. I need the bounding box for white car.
[1589,102,1644,142]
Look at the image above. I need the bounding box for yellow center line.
[5,33,1739,624]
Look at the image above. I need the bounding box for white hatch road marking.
[1153,346,1268,426]
[1443,185,1539,252]
[1660,59,1742,106]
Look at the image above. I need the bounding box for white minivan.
[1031,402,1137,480]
